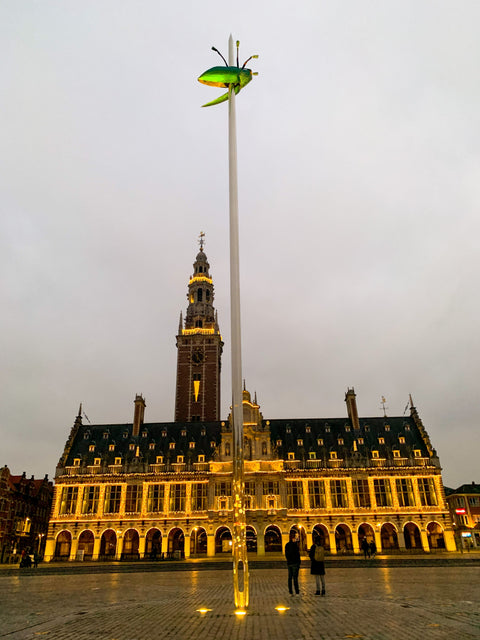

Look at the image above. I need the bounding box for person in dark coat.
[369,539,377,558]
[361,537,370,559]
[284,532,301,595]
[309,536,326,595]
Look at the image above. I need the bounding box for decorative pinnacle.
[199,231,205,251]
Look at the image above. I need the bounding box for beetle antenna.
[242,54,259,69]
[211,46,228,66]
[236,40,240,67]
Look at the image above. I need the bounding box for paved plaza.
[0,561,479,640]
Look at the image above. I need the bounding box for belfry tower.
[174,235,223,422]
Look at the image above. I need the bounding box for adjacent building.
[44,242,455,561]
[0,466,53,563]
[445,482,480,549]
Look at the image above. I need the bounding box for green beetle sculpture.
[198,41,258,107]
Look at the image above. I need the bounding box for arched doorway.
[289,525,307,556]
[99,529,117,559]
[312,524,330,551]
[190,527,207,555]
[246,525,257,552]
[54,530,72,560]
[168,527,184,558]
[404,522,422,550]
[146,528,162,559]
[122,529,140,560]
[264,525,282,552]
[335,524,353,554]
[381,523,399,551]
[427,522,445,550]
[358,523,375,549]
[215,526,232,554]
[78,530,94,559]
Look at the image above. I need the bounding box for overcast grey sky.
[1,1,479,488]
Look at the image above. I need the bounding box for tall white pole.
[228,34,249,610]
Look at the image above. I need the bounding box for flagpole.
[228,34,249,610]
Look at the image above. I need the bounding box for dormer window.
[210,441,216,448]
[142,431,148,438]
[89,445,95,452]
[94,457,101,466]
[345,425,351,432]
[123,432,128,439]
[305,426,311,433]
[297,439,303,447]
[115,457,122,465]
[83,432,90,440]
[276,439,282,446]
[189,441,195,449]
[364,425,370,432]
[162,430,167,437]
[156,455,164,464]
[129,444,135,451]
[405,425,410,431]
[325,426,331,433]
[198,454,205,462]
[287,452,295,460]
[399,437,405,444]
[358,438,364,445]
[201,428,206,436]
[330,451,337,459]
[385,425,390,432]
[177,455,184,463]
[149,442,155,450]
[414,449,421,457]
[103,432,109,440]
[73,458,81,466]
[372,450,379,459]
[378,437,385,445]
[309,451,316,460]
[109,444,115,451]
[181,429,187,437]
[317,438,324,446]
[169,442,175,450]
[338,438,344,445]
[393,450,400,458]
[286,426,291,434]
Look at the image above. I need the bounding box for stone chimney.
[133,394,146,437]
[345,387,360,430]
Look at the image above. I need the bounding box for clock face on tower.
[191,348,204,364]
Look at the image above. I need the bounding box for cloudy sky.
[1,1,479,488]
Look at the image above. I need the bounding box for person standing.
[361,537,370,559]
[284,532,301,595]
[309,536,326,596]
[369,539,377,559]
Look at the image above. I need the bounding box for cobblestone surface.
[0,566,478,639]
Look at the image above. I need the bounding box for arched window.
[197,289,203,302]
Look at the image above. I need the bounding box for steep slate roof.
[61,421,223,467]
[447,482,480,495]
[268,415,430,461]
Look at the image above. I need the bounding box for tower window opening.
[195,319,203,328]
[206,290,210,301]
[197,289,203,302]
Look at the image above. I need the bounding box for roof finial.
[243,379,246,391]
[380,396,388,418]
[198,231,205,251]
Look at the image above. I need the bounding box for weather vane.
[198,231,205,250]
[197,41,258,107]
[380,396,388,417]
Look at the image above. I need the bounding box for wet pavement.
[0,560,479,639]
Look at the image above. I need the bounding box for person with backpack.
[309,535,326,596]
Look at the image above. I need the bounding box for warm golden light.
[234,609,247,617]
[275,605,290,613]
[196,608,212,614]
[182,328,217,336]
[189,276,213,284]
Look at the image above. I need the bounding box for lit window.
[181,429,187,437]
[288,452,295,460]
[177,455,184,463]
[286,426,291,434]
[297,439,303,446]
[385,425,390,431]
[338,438,344,445]
[162,430,167,437]
[372,450,379,459]
[114,457,122,465]
[325,426,331,433]
[317,438,324,446]
[123,432,128,439]
[399,437,405,444]
[393,450,400,458]
[156,456,164,464]
[306,426,311,433]
[330,451,337,459]
[378,437,385,445]
[109,444,115,452]
[73,458,80,466]
[201,428,206,436]
[276,439,282,446]
[309,451,316,460]
[169,442,175,450]
[103,432,109,439]
[198,454,205,462]
[142,431,148,438]
[210,441,215,448]
[189,441,195,449]
[149,443,155,450]
[405,425,410,431]
[129,444,135,451]
[414,449,421,457]
[94,458,101,466]
[358,438,364,445]
[89,445,95,452]
[345,425,351,432]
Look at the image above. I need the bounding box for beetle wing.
[201,85,241,108]
[198,66,240,88]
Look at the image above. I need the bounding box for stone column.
[397,530,406,550]
[256,527,265,556]
[69,537,79,562]
[420,529,430,552]
[443,529,456,551]
[374,529,382,553]
[328,529,337,554]
[184,532,191,558]
[207,532,215,557]
[138,534,146,559]
[161,532,169,558]
[92,535,102,561]
[115,533,123,560]
[352,526,360,555]
[43,537,56,563]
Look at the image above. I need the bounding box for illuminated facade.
[445,483,480,549]
[44,245,456,561]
